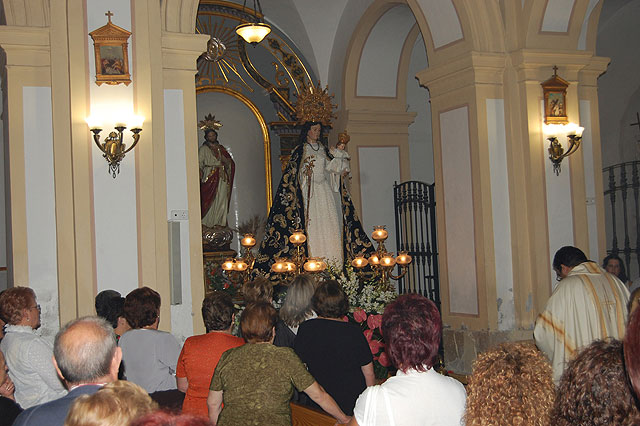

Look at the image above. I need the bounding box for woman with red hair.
[348,294,466,426]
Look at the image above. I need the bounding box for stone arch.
[343,0,427,109]
[161,0,199,33]
[1,0,49,27]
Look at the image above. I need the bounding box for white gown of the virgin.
[299,141,349,267]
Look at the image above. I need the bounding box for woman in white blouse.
[0,287,66,408]
[348,294,466,426]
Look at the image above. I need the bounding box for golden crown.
[338,130,350,145]
[198,113,223,131]
[294,82,336,126]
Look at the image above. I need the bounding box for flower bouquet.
[204,261,239,298]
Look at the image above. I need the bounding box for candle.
[241,234,256,248]
[222,259,235,271]
[351,256,368,268]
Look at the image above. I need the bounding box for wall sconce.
[235,0,271,45]
[540,66,583,175]
[543,123,584,175]
[86,116,144,178]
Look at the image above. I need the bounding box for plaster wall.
[23,87,58,339]
[164,89,194,343]
[87,0,139,297]
[597,0,640,167]
[406,34,432,184]
[357,5,414,97]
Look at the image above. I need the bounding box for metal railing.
[393,180,440,309]
[603,161,640,279]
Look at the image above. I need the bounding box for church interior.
[0,0,638,379]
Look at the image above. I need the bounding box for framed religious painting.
[541,66,569,125]
[89,11,132,86]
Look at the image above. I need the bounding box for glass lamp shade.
[285,262,296,272]
[235,22,271,44]
[396,252,412,265]
[351,256,369,269]
[380,254,396,268]
[304,258,327,272]
[271,260,286,273]
[289,230,307,245]
[234,260,249,272]
[372,226,388,242]
[369,254,381,266]
[240,234,257,248]
[221,258,235,271]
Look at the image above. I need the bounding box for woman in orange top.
[177,291,244,417]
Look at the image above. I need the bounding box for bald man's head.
[53,316,118,385]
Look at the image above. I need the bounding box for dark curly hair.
[624,307,640,403]
[312,280,348,319]
[95,291,125,329]
[381,293,441,371]
[0,287,36,325]
[464,342,554,426]
[603,253,629,283]
[551,339,640,425]
[124,287,161,329]
[202,291,235,332]
[553,246,588,271]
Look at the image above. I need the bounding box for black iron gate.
[603,161,640,279]
[393,180,440,309]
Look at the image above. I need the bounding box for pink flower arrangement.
[367,314,383,330]
[353,308,367,323]
[369,339,384,355]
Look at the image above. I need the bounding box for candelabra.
[351,226,412,286]
[86,116,144,178]
[221,233,257,284]
[270,230,327,276]
[544,123,584,175]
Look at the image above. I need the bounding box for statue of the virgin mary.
[254,83,373,275]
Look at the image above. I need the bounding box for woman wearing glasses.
[0,287,66,408]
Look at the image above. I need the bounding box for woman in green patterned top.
[208,302,351,425]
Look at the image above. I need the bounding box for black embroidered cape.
[255,143,373,277]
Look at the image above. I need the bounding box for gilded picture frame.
[89,14,132,86]
[541,67,569,125]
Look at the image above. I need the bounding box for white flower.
[325,261,397,314]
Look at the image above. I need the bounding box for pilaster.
[161,30,209,335]
[0,25,50,288]
[417,51,506,333]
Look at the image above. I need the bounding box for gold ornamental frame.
[89,11,132,86]
[541,66,569,125]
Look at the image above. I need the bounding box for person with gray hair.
[13,316,122,426]
[274,275,317,348]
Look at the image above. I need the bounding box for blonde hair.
[464,342,554,426]
[279,275,316,328]
[64,380,158,426]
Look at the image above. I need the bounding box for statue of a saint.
[199,129,235,228]
[255,84,372,275]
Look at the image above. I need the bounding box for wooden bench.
[291,402,337,426]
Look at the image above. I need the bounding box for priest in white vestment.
[534,246,630,383]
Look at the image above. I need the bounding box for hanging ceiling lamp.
[235,0,271,45]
